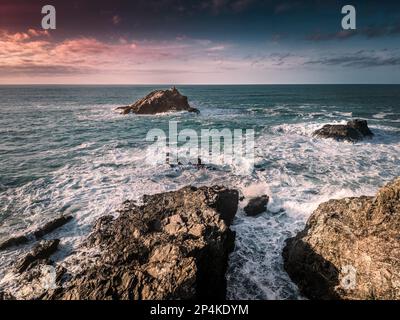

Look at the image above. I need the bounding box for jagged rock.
[116,87,199,115]
[0,291,15,300]
[313,119,374,142]
[15,239,60,274]
[0,235,29,251]
[244,195,269,216]
[34,215,73,238]
[43,185,238,300]
[283,178,400,300]
[0,215,72,251]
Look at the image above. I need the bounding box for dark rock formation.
[15,239,60,274]
[283,177,400,300]
[0,291,15,300]
[244,195,269,216]
[116,87,199,115]
[34,215,73,238]
[0,235,29,251]
[0,215,72,251]
[313,119,374,142]
[42,185,238,300]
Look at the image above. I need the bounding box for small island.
[116,87,199,115]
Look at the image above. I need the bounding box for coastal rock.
[313,119,374,142]
[244,195,269,216]
[0,235,29,251]
[33,215,73,239]
[283,178,400,300]
[15,239,60,274]
[116,87,199,115]
[0,215,72,251]
[44,185,238,300]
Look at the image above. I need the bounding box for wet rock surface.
[15,239,60,274]
[244,195,269,216]
[37,185,239,300]
[116,87,199,115]
[313,119,374,142]
[0,215,72,251]
[283,177,400,300]
[0,235,30,251]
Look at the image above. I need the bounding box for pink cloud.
[0,28,299,84]
[112,15,122,25]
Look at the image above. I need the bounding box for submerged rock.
[33,215,73,238]
[116,87,199,115]
[0,215,72,251]
[313,119,374,142]
[244,195,269,216]
[42,185,238,300]
[0,235,30,251]
[283,177,400,300]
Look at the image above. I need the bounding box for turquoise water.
[1,85,400,299]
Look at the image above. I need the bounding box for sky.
[1,0,400,84]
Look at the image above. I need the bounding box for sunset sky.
[1,0,400,84]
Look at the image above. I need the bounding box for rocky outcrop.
[0,215,72,251]
[283,178,400,300]
[313,119,374,142]
[39,186,238,300]
[116,87,199,115]
[0,235,29,251]
[34,216,73,238]
[15,240,60,274]
[244,195,269,216]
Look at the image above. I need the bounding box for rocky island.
[313,119,374,142]
[283,177,400,300]
[116,87,199,115]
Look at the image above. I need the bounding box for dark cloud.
[307,23,400,41]
[305,51,400,68]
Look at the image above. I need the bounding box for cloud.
[274,2,301,14]
[307,23,400,41]
[112,15,122,25]
[305,50,400,68]
[206,45,226,51]
[0,29,232,81]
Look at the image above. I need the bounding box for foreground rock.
[0,215,72,251]
[244,195,269,216]
[283,177,400,300]
[40,186,238,300]
[313,119,374,142]
[116,87,199,115]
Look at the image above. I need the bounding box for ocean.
[0,85,400,299]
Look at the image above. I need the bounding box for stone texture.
[283,178,400,300]
[42,185,238,300]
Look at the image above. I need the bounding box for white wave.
[1,116,399,299]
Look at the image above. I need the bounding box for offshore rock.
[313,119,374,142]
[116,87,199,115]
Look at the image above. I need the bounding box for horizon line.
[1,83,400,86]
